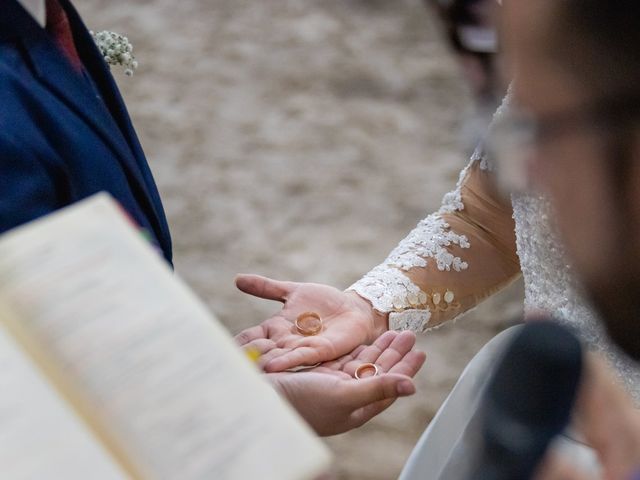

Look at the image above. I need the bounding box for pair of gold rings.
[294,312,380,380]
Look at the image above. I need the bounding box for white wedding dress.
[349,99,639,478]
[350,98,640,402]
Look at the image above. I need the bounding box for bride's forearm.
[349,153,521,333]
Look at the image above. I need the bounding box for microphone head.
[481,320,583,477]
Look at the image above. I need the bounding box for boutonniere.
[90,30,138,76]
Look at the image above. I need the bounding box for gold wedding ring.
[355,363,379,380]
[295,312,323,336]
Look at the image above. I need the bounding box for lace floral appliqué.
[349,148,486,332]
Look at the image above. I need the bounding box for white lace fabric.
[349,148,520,332]
[349,97,640,401]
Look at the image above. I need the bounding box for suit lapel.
[59,0,172,251]
[3,0,172,256]
[22,34,136,171]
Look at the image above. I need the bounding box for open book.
[0,194,331,480]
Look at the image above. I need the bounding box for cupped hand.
[264,330,426,436]
[235,274,389,372]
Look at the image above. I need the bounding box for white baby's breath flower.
[90,30,138,76]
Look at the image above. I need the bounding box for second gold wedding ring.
[295,312,323,336]
[355,363,379,380]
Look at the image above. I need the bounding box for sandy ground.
[80,1,524,478]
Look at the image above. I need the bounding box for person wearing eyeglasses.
[504,3,640,478]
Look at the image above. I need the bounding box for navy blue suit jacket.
[0,0,172,264]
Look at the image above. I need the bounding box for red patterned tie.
[46,0,83,72]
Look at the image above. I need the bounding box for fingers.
[240,338,277,357]
[321,345,366,371]
[345,330,397,367]
[257,347,290,369]
[264,344,334,372]
[234,324,267,346]
[235,274,293,302]
[388,350,427,378]
[307,367,352,380]
[340,330,403,375]
[372,331,416,372]
[341,373,415,409]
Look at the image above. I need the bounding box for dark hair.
[548,1,640,99]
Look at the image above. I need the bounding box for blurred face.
[502,0,619,281]
[501,0,640,356]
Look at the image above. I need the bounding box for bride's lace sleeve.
[348,148,521,332]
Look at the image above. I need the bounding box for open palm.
[235,274,388,372]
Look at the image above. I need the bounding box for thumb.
[341,374,415,409]
[235,274,294,302]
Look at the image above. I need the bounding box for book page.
[0,194,331,480]
[0,317,129,480]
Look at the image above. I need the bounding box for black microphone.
[474,320,584,480]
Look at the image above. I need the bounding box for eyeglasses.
[486,95,640,194]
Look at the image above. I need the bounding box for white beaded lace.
[348,148,482,332]
[349,97,511,332]
[351,94,640,400]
